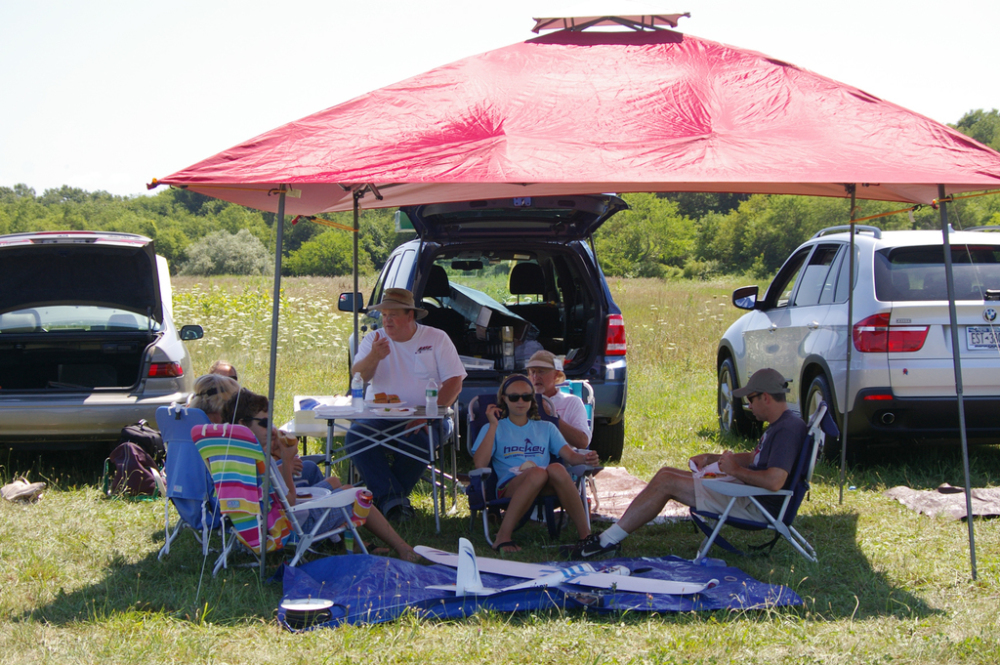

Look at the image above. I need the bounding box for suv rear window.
[874,245,1000,301]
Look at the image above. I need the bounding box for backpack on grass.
[103,442,165,500]
[119,419,165,463]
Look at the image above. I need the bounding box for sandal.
[492,540,520,555]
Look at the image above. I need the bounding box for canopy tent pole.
[352,190,360,363]
[260,187,287,581]
[938,184,978,580]
[839,185,857,504]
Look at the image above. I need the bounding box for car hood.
[0,232,163,322]
[400,194,628,241]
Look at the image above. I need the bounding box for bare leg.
[494,467,549,551]
[361,507,419,562]
[544,464,591,539]
[615,466,697,535]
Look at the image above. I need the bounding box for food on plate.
[372,393,401,404]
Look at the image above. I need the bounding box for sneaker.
[568,533,621,560]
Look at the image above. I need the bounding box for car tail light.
[862,392,894,401]
[148,362,184,378]
[853,313,928,352]
[605,314,627,356]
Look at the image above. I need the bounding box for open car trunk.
[0,331,156,392]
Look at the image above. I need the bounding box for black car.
[340,195,629,460]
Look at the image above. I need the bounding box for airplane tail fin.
[456,537,490,595]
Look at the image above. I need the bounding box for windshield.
[875,245,1000,301]
[0,306,160,333]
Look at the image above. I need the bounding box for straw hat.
[368,288,428,320]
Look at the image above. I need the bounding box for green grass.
[2,275,999,664]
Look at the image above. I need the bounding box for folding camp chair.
[156,404,220,561]
[691,402,839,563]
[192,423,371,575]
[557,379,596,438]
[464,394,600,547]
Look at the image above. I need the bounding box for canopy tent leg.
[261,188,287,581]
[839,185,857,504]
[939,184,978,581]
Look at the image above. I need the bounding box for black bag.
[104,442,163,498]
[119,419,165,463]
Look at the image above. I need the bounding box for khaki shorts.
[693,478,765,521]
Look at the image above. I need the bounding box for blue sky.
[2,0,997,197]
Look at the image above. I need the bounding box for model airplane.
[416,539,718,596]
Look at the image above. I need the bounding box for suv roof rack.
[812,224,882,239]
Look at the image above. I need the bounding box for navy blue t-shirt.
[749,409,807,516]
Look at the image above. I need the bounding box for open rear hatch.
[0,232,162,392]
[400,194,628,241]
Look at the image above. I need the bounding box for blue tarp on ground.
[278,553,802,629]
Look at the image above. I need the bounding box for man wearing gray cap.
[571,367,807,559]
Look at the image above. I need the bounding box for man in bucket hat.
[346,289,466,522]
[570,368,807,559]
[525,350,591,449]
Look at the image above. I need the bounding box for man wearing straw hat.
[346,288,466,522]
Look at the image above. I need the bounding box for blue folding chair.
[464,394,599,547]
[156,404,221,561]
[691,402,839,563]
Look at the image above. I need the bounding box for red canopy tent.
[154,28,1000,212]
[154,20,1000,578]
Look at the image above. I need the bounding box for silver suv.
[717,225,1000,450]
[0,231,203,450]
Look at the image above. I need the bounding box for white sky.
[1,0,997,198]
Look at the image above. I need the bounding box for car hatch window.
[793,245,841,307]
[875,244,1000,301]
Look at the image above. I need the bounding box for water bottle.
[351,372,364,412]
[344,530,354,554]
[425,377,439,417]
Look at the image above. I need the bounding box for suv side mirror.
[732,286,759,310]
[338,292,366,313]
[180,324,204,341]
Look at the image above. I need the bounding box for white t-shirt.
[355,324,467,406]
[547,390,592,443]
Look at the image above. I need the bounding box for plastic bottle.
[343,530,354,554]
[351,372,364,412]
[425,377,439,417]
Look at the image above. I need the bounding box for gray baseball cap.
[732,368,790,398]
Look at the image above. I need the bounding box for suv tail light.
[605,314,627,356]
[148,362,184,378]
[853,313,928,352]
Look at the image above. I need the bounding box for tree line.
[2,109,998,280]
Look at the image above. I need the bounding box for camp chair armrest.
[286,487,362,514]
[563,464,603,477]
[702,479,792,498]
[469,468,492,479]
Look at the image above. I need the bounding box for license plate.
[967,326,1000,350]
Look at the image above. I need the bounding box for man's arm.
[437,375,463,407]
[718,451,787,491]
[558,419,590,448]
[352,331,389,382]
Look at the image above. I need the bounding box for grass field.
[2,275,999,664]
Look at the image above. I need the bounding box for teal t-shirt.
[472,418,568,487]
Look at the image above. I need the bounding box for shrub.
[179,229,273,276]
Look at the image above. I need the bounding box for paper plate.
[295,486,332,500]
[365,399,408,408]
[281,597,334,612]
[370,406,416,415]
